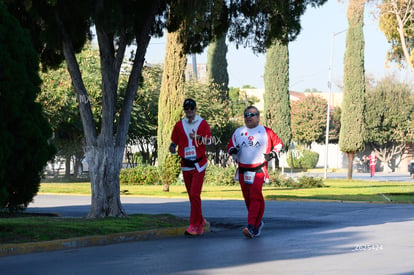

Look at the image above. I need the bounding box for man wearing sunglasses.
[227,106,283,238]
[169,98,212,236]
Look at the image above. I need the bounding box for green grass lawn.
[39,179,414,203]
[1,178,413,245]
[0,214,187,244]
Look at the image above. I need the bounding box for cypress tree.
[264,39,292,152]
[339,0,366,179]
[157,30,186,191]
[207,34,229,99]
[0,3,55,211]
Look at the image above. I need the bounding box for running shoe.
[242,224,255,238]
[255,220,264,237]
[196,218,207,235]
[184,225,198,236]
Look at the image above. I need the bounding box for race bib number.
[184,146,196,160]
[243,171,255,184]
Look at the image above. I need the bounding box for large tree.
[207,34,229,98]
[339,0,366,179]
[379,0,414,74]
[264,39,291,152]
[39,43,159,172]
[365,75,414,172]
[38,43,102,178]
[291,95,327,148]
[0,2,55,211]
[5,0,327,218]
[157,29,187,192]
[262,0,328,154]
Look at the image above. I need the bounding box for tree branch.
[55,10,97,147]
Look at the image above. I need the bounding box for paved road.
[1,192,414,274]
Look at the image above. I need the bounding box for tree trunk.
[65,156,71,178]
[74,155,83,178]
[346,152,355,180]
[86,143,126,218]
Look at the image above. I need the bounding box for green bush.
[268,170,297,187]
[296,175,325,188]
[159,154,181,187]
[120,165,161,185]
[203,165,324,188]
[144,163,324,188]
[286,150,319,169]
[204,165,237,186]
[268,171,325,188]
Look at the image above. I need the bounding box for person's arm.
[264,128,283,161]
[169,122,180,154]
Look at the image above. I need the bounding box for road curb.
[0,226,188,257]
[1,221,212,257]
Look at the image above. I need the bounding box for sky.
[144,0,414,93]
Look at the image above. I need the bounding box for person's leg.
[182,170,196,235]
[247,172,265,228]
[239,175,250,210]
[241,172,265,238]
[240,174,254,238]
[183,169,205,227]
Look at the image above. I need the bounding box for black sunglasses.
[244,112,258,118]
[184,106,195,111]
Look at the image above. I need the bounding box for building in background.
[241,88,343,113]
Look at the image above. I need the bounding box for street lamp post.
[324,30,346,179]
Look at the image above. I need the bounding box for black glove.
[228,147,239,155]
[264,151,277,161]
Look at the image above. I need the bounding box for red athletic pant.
[182,169,205,226]
[370,165,375,176]
[239,171,265,228]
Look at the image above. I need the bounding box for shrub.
[204,165,237,186]
[120,165,161,185]
[286,149,319,169]
[268,170,325,188]
[159,154,181,187]
[268,170,297,187]
[296,175,325,188]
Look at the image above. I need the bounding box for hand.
[264,151,277,161]
[228,147,239,155]
[169,143,177,154]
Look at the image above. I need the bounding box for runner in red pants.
[170,98,212,236]
[227,106,283,238]
[368,151,377,178]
